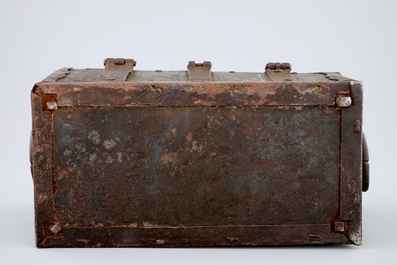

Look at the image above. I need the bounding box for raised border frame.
[31,79,363,247]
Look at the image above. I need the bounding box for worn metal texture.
[42,67,72,83]
[265,62,297,81]
[52,106,340,227]
[323,72,354,82]
[40,224,350,247]
[340,81,363,245]
[36,81,350,108]
[31,62,365,247]
[188,61,212,82]
[31,90,56,245]
[96,58,136,82]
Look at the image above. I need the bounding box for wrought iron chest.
[30,59,369,247]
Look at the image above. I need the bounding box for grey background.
[1,0,395,264]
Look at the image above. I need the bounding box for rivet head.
[155,239,165,245]
[336,97,352,107]
[50,224,61,234]
[47,102,58,110]
[225,237,240,242]
[334,222,345,232]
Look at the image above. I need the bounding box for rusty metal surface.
[39,224,350,247]
[52,106,340,227]
[31,91,56,245]
[31,63,365,247]
[340,81,363,245]
[36,81,350,109]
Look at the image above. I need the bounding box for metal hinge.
[265,62,297,81]
[96,58,136,82]
[187,61,212,82]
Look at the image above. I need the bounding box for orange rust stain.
[186,132,193,142]
[161,152,179,164]
[143,222,157,227]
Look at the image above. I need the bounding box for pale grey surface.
[1,0,396,264]
[55,69,333,83]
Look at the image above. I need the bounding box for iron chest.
[30,59,369,247]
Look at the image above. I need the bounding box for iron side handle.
[362,133,369,192]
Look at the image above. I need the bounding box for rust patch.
[186,132,193,142]
[36,81,350,108]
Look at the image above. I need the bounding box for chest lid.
[42,58,354,84]
[36,58,357,109]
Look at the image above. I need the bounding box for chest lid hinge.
[265,62,297,81]
[187,61,212,82]
[96,58,136,82]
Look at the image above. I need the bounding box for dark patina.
[30,59,368,247]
